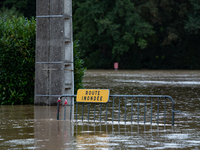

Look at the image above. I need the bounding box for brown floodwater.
[0,70,200,149]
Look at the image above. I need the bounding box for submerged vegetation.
[0,16,35,105]
[74,40,87,95]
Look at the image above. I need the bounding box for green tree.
[73,0,154,68]
[0,0,36,18]
[134,0,191,69]
[0,16,36,105]
[73,0,200,69]
[138,0,200,69]
[185,0,200,34]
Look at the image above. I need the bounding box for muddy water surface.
[0,70,200,149]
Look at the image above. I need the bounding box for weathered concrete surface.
[35,0,74,106]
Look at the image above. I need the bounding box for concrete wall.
[35,0,74,106]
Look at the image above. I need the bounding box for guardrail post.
[157,98,160,124]
[100,103,102,122]
[164,98,166,125]
[172,103,175,126]
[57,98,60,120]
[151,98,153,124]
[124,98,127,124]
[118,98,121,123]
[88,104,90,122]
[131,98,133,123]
[137,98,140,123]
[82,103,84,122]
[112,97,115,123]
[144,98,146,124]
[76,101,78,121]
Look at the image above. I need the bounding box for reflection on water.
[76,131,109,149]
[0,105,34,149]
[74,123,200,150]
[0,70,200,149]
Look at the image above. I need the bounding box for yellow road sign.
[76,89,110,103]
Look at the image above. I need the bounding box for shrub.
[0,16,35,104]
[74,40,86,94]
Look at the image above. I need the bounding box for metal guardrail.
[57,94,179,126]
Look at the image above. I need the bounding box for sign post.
[76,89,110,103]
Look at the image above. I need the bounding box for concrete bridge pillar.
[35,0,74,106]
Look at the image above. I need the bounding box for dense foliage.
[74,40,86,94]
[1,0,200,69]
[0,16,35,105]
[0,0,36,18]
[73,0,200,69]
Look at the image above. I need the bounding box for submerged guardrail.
[57,94,180,126]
